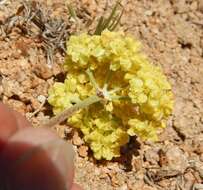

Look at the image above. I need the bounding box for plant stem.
[43,95,101,128]
[86,68,99,90]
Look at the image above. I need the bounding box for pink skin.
[0,103,82,190]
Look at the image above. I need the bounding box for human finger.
[0,127,75,190]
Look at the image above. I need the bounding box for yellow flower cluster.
[48,30,174,160]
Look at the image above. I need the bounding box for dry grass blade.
[109,8,124,31]
[94,1,123,35]
[67,4,77,20]
[94,16,104,35]
[102,2,120,29]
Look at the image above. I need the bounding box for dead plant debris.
[0,1,74,66]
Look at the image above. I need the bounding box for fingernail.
[13,111,32,129]
[40,139,75,189]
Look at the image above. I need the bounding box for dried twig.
[0,0,7,5]
[192,183,203,190]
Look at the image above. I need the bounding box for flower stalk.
[43,95,101,128]
[44,68,126,128]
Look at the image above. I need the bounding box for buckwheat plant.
[48,30,173,160]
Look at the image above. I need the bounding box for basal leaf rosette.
[48,30,174,160]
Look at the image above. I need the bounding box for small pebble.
[37,95,46,103]
[78,145,88,158]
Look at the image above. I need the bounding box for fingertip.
[71,184,83,190]
[8,127,75,189]
[1,127,75,190]
[0,102,18,140]
[12,111,31,129]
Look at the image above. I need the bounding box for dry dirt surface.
[0,0,203,190]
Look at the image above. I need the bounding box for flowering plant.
[48,30,173,160]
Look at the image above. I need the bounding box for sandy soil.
[0,0,203,190]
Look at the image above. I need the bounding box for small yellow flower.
[48,30,174,160]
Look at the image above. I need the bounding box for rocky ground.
[0,0,203,190]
